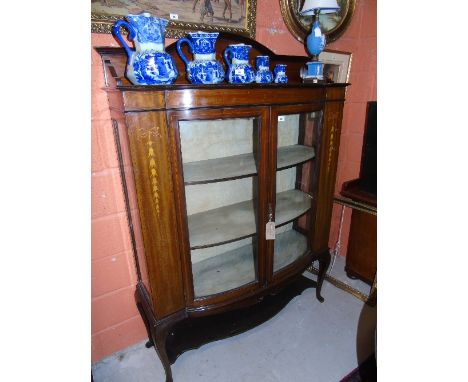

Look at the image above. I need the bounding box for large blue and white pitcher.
[112,13,178,85]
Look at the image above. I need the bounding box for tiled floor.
[92,267,376,382]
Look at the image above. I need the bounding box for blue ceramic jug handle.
[223,47,232,72]
[112,20,136,58]
[176,38,194,68]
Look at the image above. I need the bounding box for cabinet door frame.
[167,106,271,312]
[268,103,325,286]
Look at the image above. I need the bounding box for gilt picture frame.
[279,0,356,43]
[300,49,352,83]
[91,0,257,39]
[320,49,352,83]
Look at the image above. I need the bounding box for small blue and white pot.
[274,64,288,84]
[112,13,178,85]
[255,56,273,84]
[223,44,255,84]
[176,31,225,85]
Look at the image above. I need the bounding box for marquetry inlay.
[147,128,162,216]
[326,112,339,174]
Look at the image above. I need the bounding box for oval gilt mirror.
[279,0,356,43]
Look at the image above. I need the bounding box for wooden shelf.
[184,145,315,184]
[192,228,309,297]
[192,242,256,297]
[277,145,315,170]
[273,229,308,273]
[188,189,312,249]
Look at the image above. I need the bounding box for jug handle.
[176,38,194,69]
[223,47,232,73]
[112,20,136,58]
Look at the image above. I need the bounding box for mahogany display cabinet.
[96,34,348,382]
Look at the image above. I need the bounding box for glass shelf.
[187,189,312,249]
[183,144,315,185]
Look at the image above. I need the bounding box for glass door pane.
[178,117,261,298]
[273,111,321,273]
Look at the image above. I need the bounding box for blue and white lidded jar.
[255,56,273,84]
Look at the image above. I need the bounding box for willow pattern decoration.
[279,0,356,43]
[91,0,257,39]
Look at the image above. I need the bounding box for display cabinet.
[97,33,347,382]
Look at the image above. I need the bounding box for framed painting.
[91,0,257,39]
[299,49,352,83]
[279,0,356,43]
[320,49,352,83]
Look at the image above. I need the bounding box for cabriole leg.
[153,324,173,382]
[316,250,331,302]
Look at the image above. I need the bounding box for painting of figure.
[92,0,249,29]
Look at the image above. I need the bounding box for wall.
[91,0,376,362]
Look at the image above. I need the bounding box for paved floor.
[92,270,376,382]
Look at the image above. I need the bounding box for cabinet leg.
[135,287,175,382]
[316,250,331,303]
[153,326,173,382]
[145,339,154,348]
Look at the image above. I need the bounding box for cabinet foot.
[316,250,331,303]
[135,283,179,382]
[145,339,154,348]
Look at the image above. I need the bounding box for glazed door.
[268,105,323,283]
[169,107,270,308]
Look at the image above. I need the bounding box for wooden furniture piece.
[340,101,377,285]
[96,33,347,382]
[340,183,377,284]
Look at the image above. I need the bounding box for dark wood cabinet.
[340,101,377,286]
[341,179,377,285]
[97,34,347,382]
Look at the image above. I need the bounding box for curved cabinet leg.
[152,325,173,382]
[316,250,331,303]
[135,283,178,382]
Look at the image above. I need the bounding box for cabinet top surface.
[113,82,347,92]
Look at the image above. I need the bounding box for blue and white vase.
[306,19,326,57]
[274,64,288,84]
[223,44,255,84]
[112,13,178,85]
[176,31,224,85]
[255,56,273,84]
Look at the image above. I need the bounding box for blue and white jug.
[176,32,224,85]
[255,56,273,84]
[274,64,288,84]
[223,44,255,84]
[112,13,178,85]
